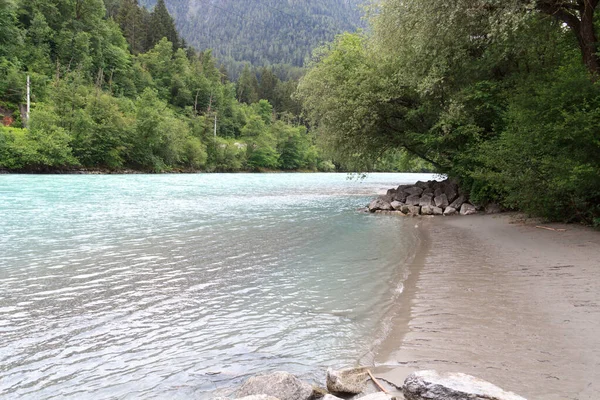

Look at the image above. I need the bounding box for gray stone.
[419,194,435,207]
[368,199,392,212]
[403,370,526,400]
[443,206,457,216]
[421,206,434,215]
[404,186,424,196]
[422,188,434,195]
[386,188,396,197]
[322,395,344,400]
[237,396,280,400]
[405,194,421,206]
[390,201,404,211]
[485,203,502,214]
[448,194,467,210]
[237,372,313,400]
[434,188,444,198]
[434,194,449,209]
[432,206,444,215]
[392,190,408,203]
[326,367,369,394]
[406,205,421,215]
[443,183,459,203]
[460,203,478,215]
[415,181,429,189]
[358,394,395,400]
[380,194,394,204]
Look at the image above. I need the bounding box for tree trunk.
[579,1,600,75]
[536,0,600,76]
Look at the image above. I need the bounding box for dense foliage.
[138,0,364,78]
[0,0,334,173]
[298,0,600,223]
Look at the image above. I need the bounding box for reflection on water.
[0,173,433,399]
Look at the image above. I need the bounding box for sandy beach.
[373,214,600,399]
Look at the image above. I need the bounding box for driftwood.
[367,369,388,394]
[536,226,567,232]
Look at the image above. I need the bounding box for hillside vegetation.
[298,0,600,224]
[138,0,364,77]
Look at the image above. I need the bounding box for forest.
[136,0,364,79]
[297,0,600,224]
[0,0,335,173]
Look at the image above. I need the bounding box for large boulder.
[448,195,467,210]
[419,194,435,207]
[460,203,478,215]
[404,186,424,196]
[237,372,313,400]
[393,190,409,203]
[443,183,459,203]
[432,206,444,215]
[358,394,395,400]
[415,181,430,189]
[421,206,434,215]
[326,367,369,394]
[390,201,405,211]
[322,395,344,400]
[401,205,421,215]
[434,187,444,198]
[368,199,392,212]
[443,206,457,216]
[434,194,449,209]
[403,370,526,400]
[405,194,421,206]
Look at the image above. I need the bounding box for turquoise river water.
[0,173,436,399]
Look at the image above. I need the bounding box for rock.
[326,367,369,394]
[405,194,421,206]
[403,370,526,400]
[237,372,313,400]
[434,194,449,209]
[460,203,478,215]
[386,188,397,197]
[392,191,408,203]
[432,206,444,215]
[448,194,467,210]
[404,186,424,196]
[322,395,344,400]
[419,194,435,207]
[434,188,444,198]
[443,206,457,216]
[421,206,434,215]
[422,188,434,195]
[401,205,421,215]
[357,394,395,400]
[443,183,459,203]
[390,201,405,211]
[415,181,429,189]
[238,397,280,400]
[485,203,502,214]
[380,194,394,204]
[368,199,392,212]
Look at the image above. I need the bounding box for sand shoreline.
[372,214,600,399]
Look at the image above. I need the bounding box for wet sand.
[373,214,600,399]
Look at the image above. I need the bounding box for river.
[0,173,436,399]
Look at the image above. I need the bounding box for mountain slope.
[140,0,364,73]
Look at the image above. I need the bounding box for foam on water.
[0,173,435,399]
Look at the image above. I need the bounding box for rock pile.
[211,368,526,400]
[368,179,499,216]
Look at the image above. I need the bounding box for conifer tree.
[117,0,146,54]
[147,0,179,50]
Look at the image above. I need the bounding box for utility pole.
[26,75,31,128]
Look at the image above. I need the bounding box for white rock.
[237,372,312,400]
[326,367,369,394]
[403,370,526,400]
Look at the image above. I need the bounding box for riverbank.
[371,214,600,399]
